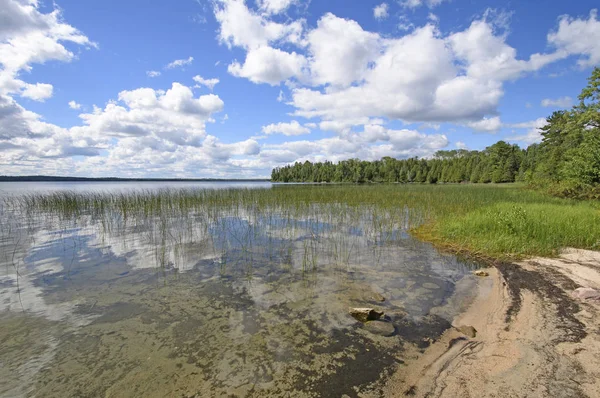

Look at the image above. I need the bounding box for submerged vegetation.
[271,68,600,199]
[3,183,599,260]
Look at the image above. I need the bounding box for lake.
[0,182,480,397]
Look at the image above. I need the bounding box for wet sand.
[384,248,600,398]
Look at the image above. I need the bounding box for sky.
[1,0,599,178]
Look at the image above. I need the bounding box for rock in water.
[364,320,395,336]
[474,270,489,277]
[349,308,384,322]
[456,325,477,338]
[371,292,386,302]
[572,287,600,301]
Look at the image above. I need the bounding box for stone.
[456,325,477,338]
[572,287,600,301]
[364,320,395,336]
[422,282,440,290]
[386,309,408,320]
[349,307,384,322]
[474,270,489,277]
[371,292,386,302]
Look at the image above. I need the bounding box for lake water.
[0,182,479,397]
[0,180,273,195]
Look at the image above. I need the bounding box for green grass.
[4,183,600,260]
[421,201,600,259]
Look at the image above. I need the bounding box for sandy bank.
[384,249,600,398]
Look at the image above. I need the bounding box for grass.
[2,183,599,261]
[417,201,600,259]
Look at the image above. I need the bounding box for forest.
[271,68,600,198]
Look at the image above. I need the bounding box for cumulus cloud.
[257,0,298,15]
[373,3,389,20]
[506,117,548,145]
[228,46,306,85]
[146,70,161,77]
[541,96,572,108]
[307,13,380,87]
[214,0,303,50]
[82,83,224,145]
[68,100,81,109]
[466,116,502,133]
[262,120,310,136]
[193,75,220,90]
[165,56,194,69]
[213,4,596,136]
[548,9,600,67]
[259,128,448,165]
[3,0,600,177]
[399,0,449,9]
[0,0,94,143]
[20,82,52,101]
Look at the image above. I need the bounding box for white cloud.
[214,0,303,50]
[20,82,52,101]
[0,1,93,140]
[506,117,548,145]
[428,13,439,23]
[257,0,298,15]
[193,75,220,90]
[373,3,389,20]
[0,3,95,74]
[307,13,380,87]
[400,0,449,9]
[466,116,502,133]
[541,96,572,108]
[146,70,161,77]
[0,1,269,178]
[455,141,467,149]
[286,15,573,128]
[4,1,600,178]
[228,45,306,85]
[259,128,448,165]
[165,56,194,70]
[397,15,415,31]
[548,9,600,68]
[262,120,310,136]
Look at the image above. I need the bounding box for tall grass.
[2,183,599,260]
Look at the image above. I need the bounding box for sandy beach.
[384,249,600,398]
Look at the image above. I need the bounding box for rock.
[349,307,384,322]
[456,325,477,338]
[474,270,489,277]
[422,282,440,290]
[572,287,600,301]
[386,309,408,320]
[364,320,395,336]
[371,292,386,302]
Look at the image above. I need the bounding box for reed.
[2,183,598,261]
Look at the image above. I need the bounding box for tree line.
[271,67,600,198]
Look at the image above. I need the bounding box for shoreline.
[383,248,600,398]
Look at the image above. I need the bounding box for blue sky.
[1,0,599,178]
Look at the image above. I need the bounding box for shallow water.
[0,184,479,397]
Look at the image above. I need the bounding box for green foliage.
[434,201,600,258]
[271,142,526,185]
[527,67,600,197]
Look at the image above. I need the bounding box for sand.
[383,249,600,398]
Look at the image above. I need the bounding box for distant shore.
[0,176,270,182]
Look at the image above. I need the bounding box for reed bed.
[2,183,599,261]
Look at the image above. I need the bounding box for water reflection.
[0,190,478,397]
